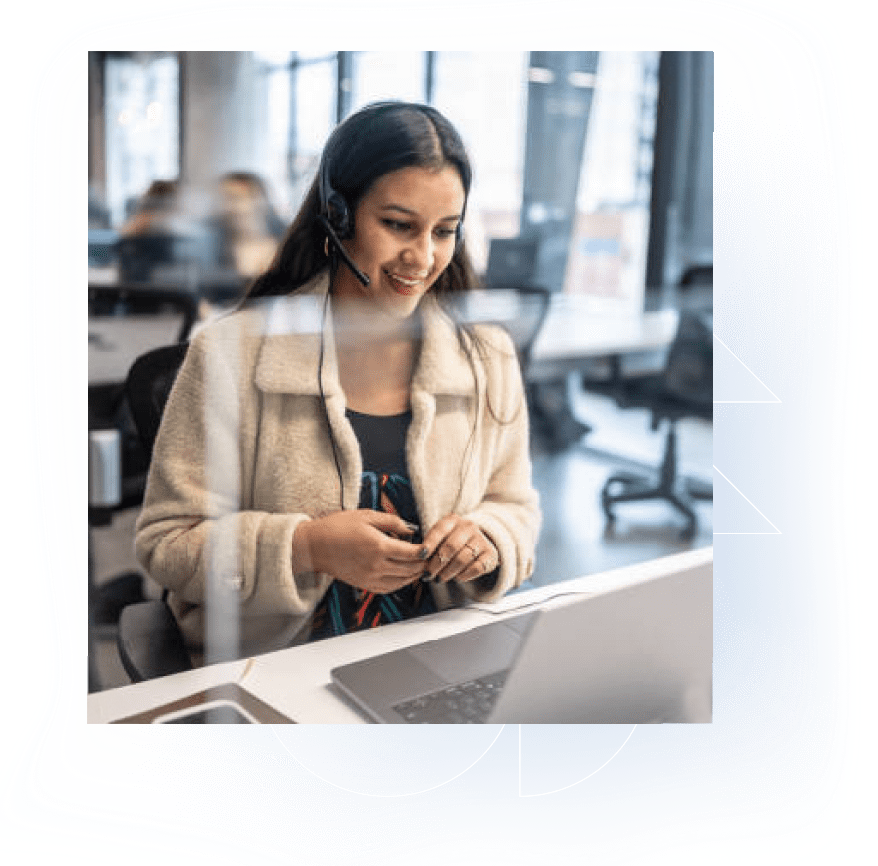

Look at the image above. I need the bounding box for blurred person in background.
[117,179,209,285]
[210,171,287,281]
[119,179,181,236]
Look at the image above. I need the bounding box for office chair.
[116,233,212,286]
[115,343,194,682]
[486,285,552,376]
[88,284,198,337]
[466,285,574,451]
[488,285,592,453]
[597,310,713,541]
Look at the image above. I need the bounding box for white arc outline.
[712,464,782,535]
[517,724,638,797]
[713,333,782,404]
[269,724,505,798]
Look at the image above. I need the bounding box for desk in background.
[530,301,678,381]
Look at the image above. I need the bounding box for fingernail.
[404,521,419,532]
[418,546,430,560]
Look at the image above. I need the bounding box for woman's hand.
[292,509,427,594]
[421,514,499,584]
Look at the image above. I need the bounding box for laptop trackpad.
[407,620,524,683]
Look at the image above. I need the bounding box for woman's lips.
[384,270,428,295]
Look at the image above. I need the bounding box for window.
[350,52,425,109]
[103,53,179,227]
[433,52,529,273]
[565,51,660,306]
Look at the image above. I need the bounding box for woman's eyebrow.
[380,204,461,222]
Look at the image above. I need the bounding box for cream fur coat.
[135,272,541,657]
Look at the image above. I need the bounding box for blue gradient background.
[7,3,875,863]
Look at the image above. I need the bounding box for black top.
[306,408,436,642]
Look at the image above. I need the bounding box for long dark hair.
[243,101,480,304]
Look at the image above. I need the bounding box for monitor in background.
[484,236,542,289]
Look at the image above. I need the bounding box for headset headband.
[317,102,467,250]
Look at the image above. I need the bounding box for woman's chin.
[380,290,424,319]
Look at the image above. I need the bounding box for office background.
[87,50,714,689]
[5,2,873,860]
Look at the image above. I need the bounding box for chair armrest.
[117,600,193,683]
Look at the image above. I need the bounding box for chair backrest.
[117,234,184,283]
[89,284,198,344]
[500,286,552,373]
[125,343,189,458]
[662,310,713,411]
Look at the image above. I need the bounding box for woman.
[135,102,541,661]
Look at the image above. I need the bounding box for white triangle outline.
[713,333,782,404]
[712,464,781,535]
[518,724,638,797]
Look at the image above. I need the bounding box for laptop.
[331,552,712,724]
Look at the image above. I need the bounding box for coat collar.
[252,271,476,397]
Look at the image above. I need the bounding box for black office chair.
[115,343,194,683]
[488,286,591,453]
[487,285,552,376]
[116,233,210,286]
[597,310,713,541]
[465,285,573,451]
[88,283,198,336]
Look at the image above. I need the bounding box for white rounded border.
[518,725,638,798]
[269,724,506,798]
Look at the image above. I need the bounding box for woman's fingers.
[434,537,495,583]
[421,515,499,584]
[452,547,500,583]
[364,510,420,543]
[420,515,458,557]
[301,509,425,592]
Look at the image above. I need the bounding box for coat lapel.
[250,274,479,525]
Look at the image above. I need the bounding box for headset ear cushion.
[326,190,352,238]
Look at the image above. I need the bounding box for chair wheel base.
[601,472,700,541]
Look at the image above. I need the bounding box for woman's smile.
[384,269,429,295]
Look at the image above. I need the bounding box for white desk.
[530,300,678,381]
[87,547,712,724]
[89,314,188,386]
[459,290,679,381]
[89,293,677,388]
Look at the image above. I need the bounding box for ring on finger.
[437,552,447,566]
[465,542,480,560]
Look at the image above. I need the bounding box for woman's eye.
[382,219,411,232]
[435,226,458,239]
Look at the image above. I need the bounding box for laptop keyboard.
[392,669,510,723]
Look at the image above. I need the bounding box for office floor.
[89,381,713,692]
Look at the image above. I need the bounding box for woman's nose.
[402,231,434,271]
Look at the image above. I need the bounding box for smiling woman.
[134,102,542,661]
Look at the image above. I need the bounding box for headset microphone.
[317,214,370,288]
